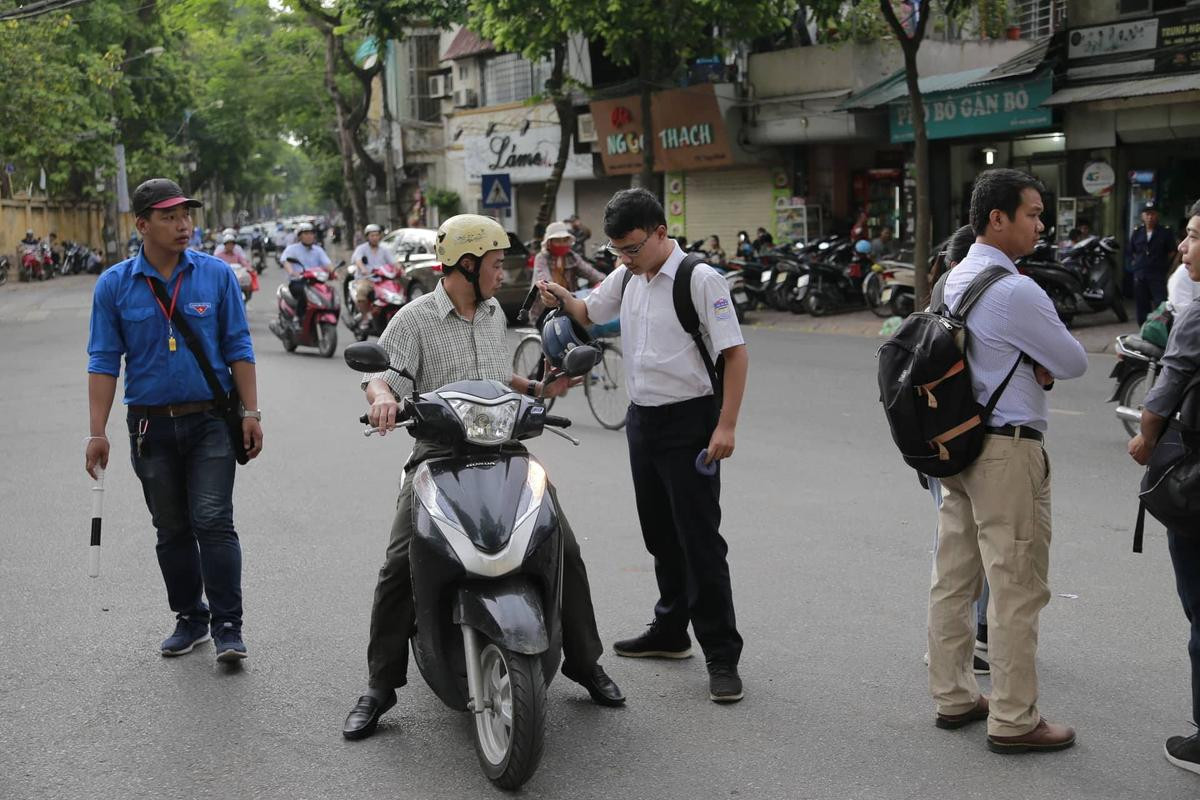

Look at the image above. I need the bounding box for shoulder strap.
[929,272,949,314]
[954,265,1012,319]
[620,267,633,296]
[673,253,722,396]
[148,277,230,405]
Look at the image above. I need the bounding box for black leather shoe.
[342,690,397,740]
[562,663,626,707]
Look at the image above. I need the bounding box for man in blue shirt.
[85,178,264,663]
[278,221,331,327]
[1126,202,1179,324]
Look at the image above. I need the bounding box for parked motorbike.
[343,340,601,790]
[1017,235,1127,327]
[790,237,871,316]
[19,243,52,282]
[0,255,9,286]
[1110,332,1163,437]
[267,258,342,357]
[61,240,97,276]
[873,261,916,317]
[342,261,406,341]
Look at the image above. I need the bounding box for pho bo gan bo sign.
[889,75,1053,143]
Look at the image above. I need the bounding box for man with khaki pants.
[928,169,1088,753]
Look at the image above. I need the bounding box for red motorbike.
[342,261,406,342]
[268,259,343,358]
[19,242,52,282]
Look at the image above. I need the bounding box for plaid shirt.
[362,279,510,397]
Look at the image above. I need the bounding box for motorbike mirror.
[344,342,391,372]
[562,345,601,378]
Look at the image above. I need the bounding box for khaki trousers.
[928,433,1053,737]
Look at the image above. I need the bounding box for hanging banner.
[889,75,1053,143]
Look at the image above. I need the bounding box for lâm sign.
[889,75,1052,143]
[464,126,592,184]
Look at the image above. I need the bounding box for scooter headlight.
[514,460,547,527]
[796,274,810,289]
[446,398,520,445]
[413,463,464,530]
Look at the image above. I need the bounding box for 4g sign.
[889,75,1053,143]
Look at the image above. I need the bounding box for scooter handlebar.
[543,414,572,429]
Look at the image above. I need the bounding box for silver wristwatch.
[240,409,262,421]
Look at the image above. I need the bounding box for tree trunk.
[901,44,931,307]
[537,43,572,233]
[636,49,657,196]
[378,48,400,229]
[323,25,364,239]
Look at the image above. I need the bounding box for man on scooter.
[278,221,331,328]
[342,214,625,741]
[349,223,396,331]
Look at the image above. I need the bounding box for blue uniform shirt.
[87,248,255,406]
[1127,225,1177,277]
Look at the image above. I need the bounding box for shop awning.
[1043,73,1200,106]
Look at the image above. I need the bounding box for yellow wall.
[0,199,132,259]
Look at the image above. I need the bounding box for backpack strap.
[1134,501,1146,554]
[929,272,949,314]
[620,267,634,296]
[673,253,723,398]
[953,265,1012,320]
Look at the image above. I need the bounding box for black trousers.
[1168,527,1200,726]
[288,278,308,320]
[366,442,603,689]
[626,396,743,667]
[1133,272,1167,325]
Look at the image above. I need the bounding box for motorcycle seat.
[1124,336,1164,360]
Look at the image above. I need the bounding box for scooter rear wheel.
[472,642,546,790]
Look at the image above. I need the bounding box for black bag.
[620,252,724,400]
[148,279,250,465]
[877,266,1020,478]
[1133,372,1200,552]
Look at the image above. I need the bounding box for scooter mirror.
[344,342,391,372]
[562,344,601,378]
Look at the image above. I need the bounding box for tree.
[579,0,796,194]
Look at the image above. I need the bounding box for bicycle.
[512,329,627,430]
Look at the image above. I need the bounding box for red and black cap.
[132,178,202,218]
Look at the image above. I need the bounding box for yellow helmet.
[436,214,510,269]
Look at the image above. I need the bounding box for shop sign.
[1082,161,1115,197]
[589,84,733,175]
[464,126,592,184]
[1067,8,1200,75]
[889,76,1053,143]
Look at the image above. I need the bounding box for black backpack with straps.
[877,265,1021,478]
[620,252,724,400]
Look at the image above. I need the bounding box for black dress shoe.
[562,663,626,707]
[342,691,397,740]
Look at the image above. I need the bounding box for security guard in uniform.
[1127,202,1179,324]
[85,178,263,662]
[341,214,624,741]
[538,188,750,704]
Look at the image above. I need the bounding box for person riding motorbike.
[349,224,397,331]
[278,221,332,328]
[529,221,606,322]
[342,213,625,741]
[214,232,251,271]
[19,229,38,251]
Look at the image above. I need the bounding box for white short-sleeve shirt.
[585,241,744,407]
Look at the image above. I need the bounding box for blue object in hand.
[695,449,718,476]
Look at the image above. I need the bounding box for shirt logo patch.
[189,303,211,315]
[713,297,732,321]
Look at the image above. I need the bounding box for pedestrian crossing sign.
[482,173,512,209]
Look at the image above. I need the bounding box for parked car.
[382,227,532,320]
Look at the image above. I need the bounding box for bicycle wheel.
[513,334,554,412]
[585,341,627,430]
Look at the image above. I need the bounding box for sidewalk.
[743,306,1136,355]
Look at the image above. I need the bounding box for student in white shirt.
[537,188,749,704]
[1168,261,1199,310]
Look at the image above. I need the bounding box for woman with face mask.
[529,220,607,322]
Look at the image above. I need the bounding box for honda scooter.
[1111,332,1164,437]
[268,258,342,357]
[343,340,600,790]
[342,260,406,341]
[1017,235,1127,326]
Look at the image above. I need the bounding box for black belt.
[129,401,215,417]
[985,425,1043,442]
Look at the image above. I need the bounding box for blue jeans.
[928,477,988,629]
[1168,528,1200,725]
[128,410,242,631]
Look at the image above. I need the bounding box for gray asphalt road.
[0,270,1195,799]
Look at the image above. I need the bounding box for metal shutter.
[683,167,774,251]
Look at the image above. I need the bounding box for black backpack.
[620,253,724,399]
[877,266,1021,478]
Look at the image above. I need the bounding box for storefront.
[1047,8,1200,246]
[590,84,784,250]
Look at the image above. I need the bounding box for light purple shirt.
[942,242,1088,431]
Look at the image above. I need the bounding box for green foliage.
[426,187,461,217]
[974,0,1011,39]
[816,2,893,44]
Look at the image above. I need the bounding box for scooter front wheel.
[472,641,545,790]
[318,321,338,358]
[1116,369,1149,438]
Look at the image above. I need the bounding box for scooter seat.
[1123,336,1164,360]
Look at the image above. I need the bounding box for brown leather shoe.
[935,696,989,730]
[987,717,1076,754]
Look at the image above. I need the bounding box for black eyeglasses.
[602,229,654,258]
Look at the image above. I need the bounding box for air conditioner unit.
[428,74,451,99]
[576,113,597,143]
[453,88,478,109]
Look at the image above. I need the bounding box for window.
[482,52,554,106]
[459,63,470,81]
[1013,0,1066,38]
[407,34,441,123]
